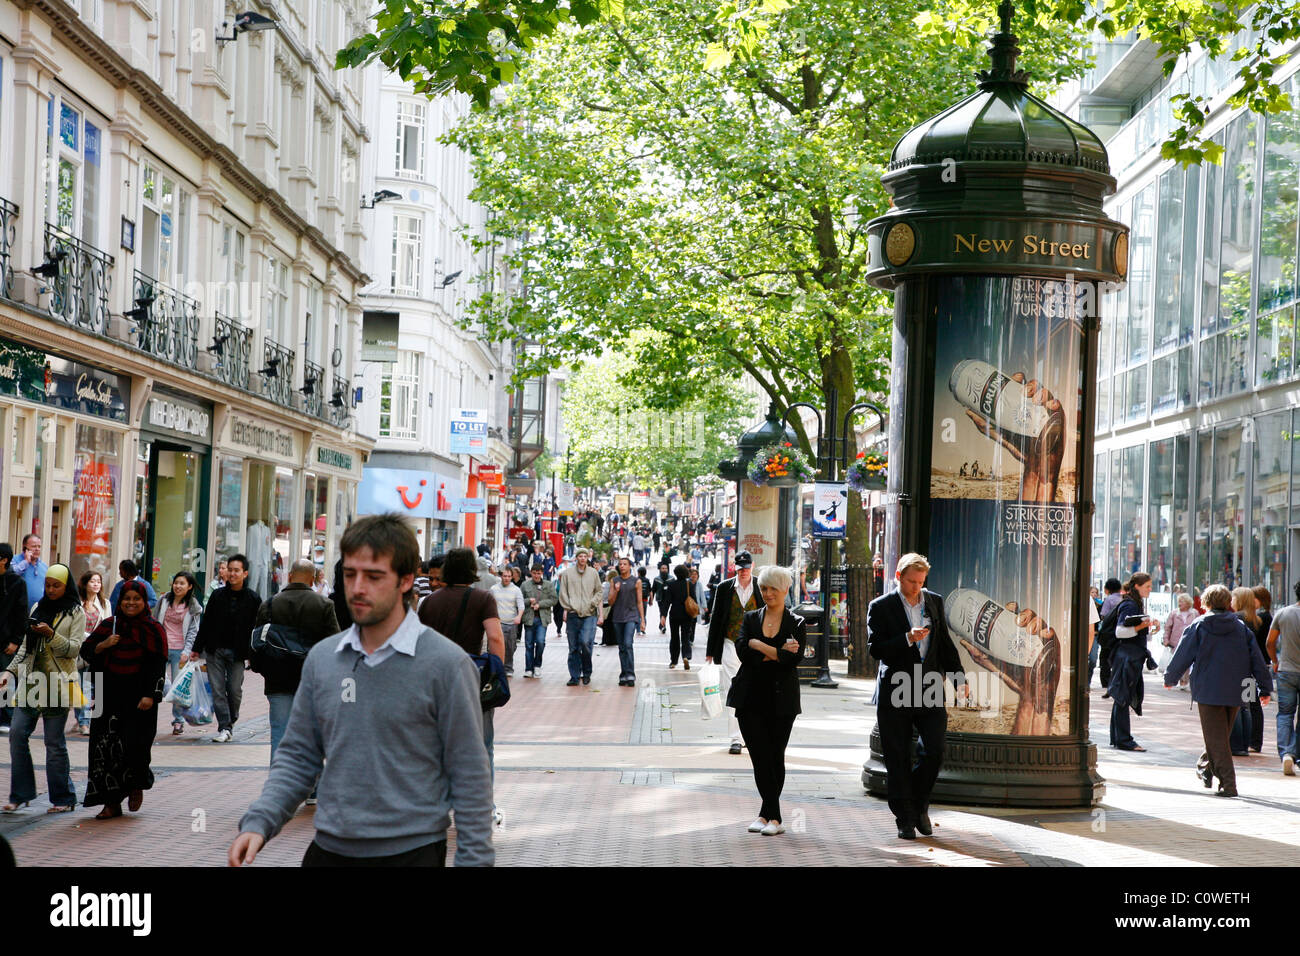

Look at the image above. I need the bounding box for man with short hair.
[253,558,340,772]
[609,557,645,687]
[477,539,492,558]
[559,549,602,686]
[11,535,48,609]
[867,553,967,840]
[490,566,525,676]
[520,564,557,679]
[190,554,261,742]
[109,559,158,612]
[230,514,493,867]
[705,551,758,754]
[1268,579,1300,776]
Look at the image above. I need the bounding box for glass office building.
[1061,37,1300,607]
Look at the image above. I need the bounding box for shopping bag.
[61,673,88,710]
[179,668,214,726]
[698,663,723,719]
[163,660,198,708]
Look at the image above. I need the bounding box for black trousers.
[877,703,947,826]
[1098,635,1116,689]
[669,613,694,664]
[737,709,796,822]
[302,839,447,867]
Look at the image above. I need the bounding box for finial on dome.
[977,0,1030,90]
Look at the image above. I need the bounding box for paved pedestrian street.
[3,616,1298,867]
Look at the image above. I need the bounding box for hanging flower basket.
[748,442,816,487]
[847,450,887,491]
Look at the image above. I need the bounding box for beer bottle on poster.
[949,359,1052,440]
[945,587,1047,668]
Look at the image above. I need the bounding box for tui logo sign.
[358,467,459,519]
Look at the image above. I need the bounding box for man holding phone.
[867,553,968,840]
[11,535,47,611]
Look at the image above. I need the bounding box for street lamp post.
[783,388,887,689]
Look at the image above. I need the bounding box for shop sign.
[147,394,212,442]
[458,496,486,514]
[224,413,298,464]
[630,491,649,510]
[315,445,357,474]
[477,464,503,487]
[361,311,400,363]
[0,338,128,422]
[357,467,459,521]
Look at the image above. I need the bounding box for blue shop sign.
[358,467,460,521]
[0,337,128,422]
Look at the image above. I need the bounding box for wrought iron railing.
[0,198,17,301]
[209,314,252,391]
[301,359,325,419]
[42,222,113,335]
[130,270,200,369]
[259,338,295,407]
[329,373,350,427]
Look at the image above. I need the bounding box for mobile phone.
[27,617,42,629]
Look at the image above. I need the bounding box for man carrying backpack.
[253,559,340,774]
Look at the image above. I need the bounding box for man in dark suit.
[867,553,968,840]
[705,551,759,754]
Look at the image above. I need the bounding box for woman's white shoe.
[761,821,785,836]
[747,818,766,833]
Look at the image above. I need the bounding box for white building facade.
[0,0,374,595]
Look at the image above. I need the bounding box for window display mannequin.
[246,520,272,596]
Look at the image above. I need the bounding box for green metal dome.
[888,4,1109,176]
[718,403,799,481]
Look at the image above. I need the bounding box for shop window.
[1252,410,1291,604]
[1212,423,1246,588]
[71,424,119,583]
[1193,429,1213,589]
[215,456,244,559]
[1147,435,1189,591]
[1114,443,1144,577]
[243,463,296,597]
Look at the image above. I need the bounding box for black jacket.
[726,607,806,715]
[0,569,28,647]
[192,584,262,657]
[705,576,759,660]
[331,558,352,629]
[867,589,964,709]
[253,583,341,695]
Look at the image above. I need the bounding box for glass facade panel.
[1146,435,1189,591]
[1253,410,1291,606]
[1150,347,1191,415]
[1200,148,1222,333]
[1213,326,1250,399]
[1115,443,1144,577]
[1212,423,1246,589]
[1153,167,1185,353]
[1124,364,1147,422]
[1193,429,1213,589]
[1217,114,1256,329]
[1259,78,1299,317]
[1257,306,1296,385]
[1128,183,1155,364]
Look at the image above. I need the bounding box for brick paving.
[3,606,1299,866]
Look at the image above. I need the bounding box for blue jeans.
[1277,671,1300,761]
[8,707,75,807]
[1110,699,1135,748]
[525,620,548,672]
[1087,638,1099,687]
[166,649,185,724]
[268,693,295,766]
[566,614,597,680]
[615,620,638,681]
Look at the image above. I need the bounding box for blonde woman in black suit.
[727,565,806,836]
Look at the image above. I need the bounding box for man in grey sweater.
[229,514,494,867]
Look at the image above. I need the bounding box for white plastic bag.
[179,667,214,726]
[163,660,198,707]
[698,663,723,720]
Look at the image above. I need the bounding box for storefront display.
[304,442,364,572]
[136,390,212,592]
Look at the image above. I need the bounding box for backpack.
[1096,601,1122,653]
[249,596,310,676]
[450,587,510,710]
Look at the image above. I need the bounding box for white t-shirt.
[490,583,525,624]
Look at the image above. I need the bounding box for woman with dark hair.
[154,570,203,735]
[1107,572,1160,751]
[81,580,168,819]
[666,564,695,670]
[0,565,85,812]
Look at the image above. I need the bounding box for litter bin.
[795,602,824,683]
